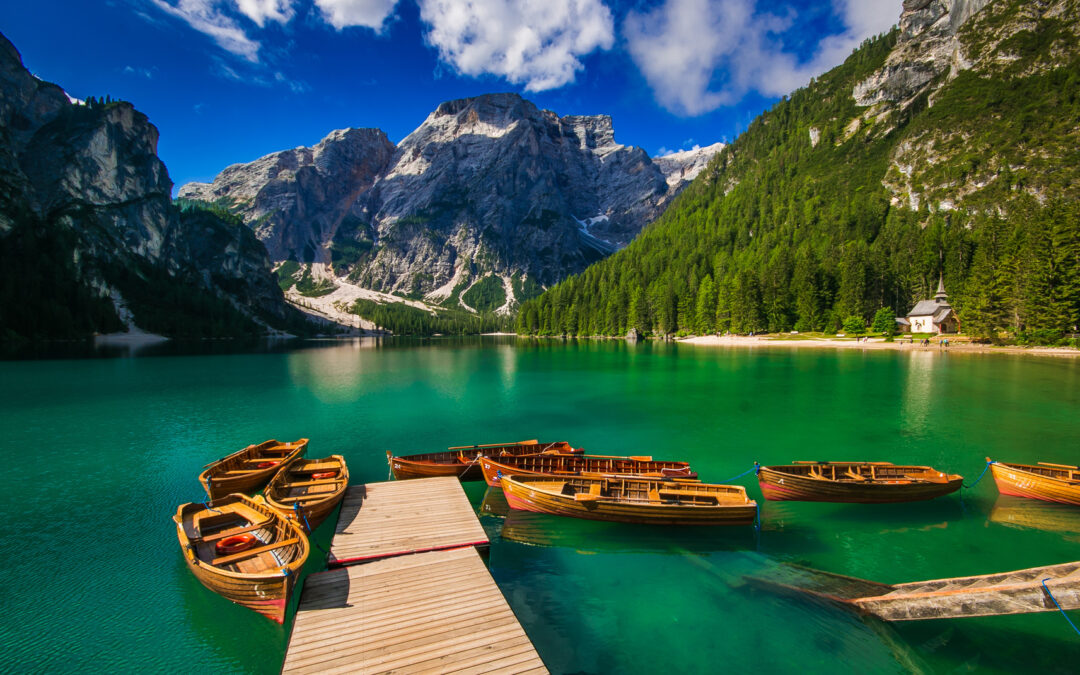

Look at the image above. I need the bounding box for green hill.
[517,0,1080,343]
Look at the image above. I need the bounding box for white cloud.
[235,0,295,26]
[150,0,263,61]
[625,0,900,116]
[418,0,615,92]
[314,0,400,30]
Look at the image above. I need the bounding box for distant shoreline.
[678,334,1080,358]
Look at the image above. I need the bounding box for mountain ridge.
[180,92,723,313]
[516,0,1080,342]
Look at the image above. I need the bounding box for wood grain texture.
[265,455,350,532]
[198,438,308,499]
[989,459,1080,506]
[500,475,757,526]
[479,454,694,487]
[388,440,575,480]
[173,493,309,623]
[283,547,547,674]
[744,560,1080,622]
[757,462,962,503]
[329,477,489,565]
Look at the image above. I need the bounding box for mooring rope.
[293,502,328,555]
[718,464,760,484]
[963,460,993,489]
[1041,578,1080,637]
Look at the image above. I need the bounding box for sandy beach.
[678,334,1080,357]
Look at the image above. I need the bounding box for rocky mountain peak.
[180,93,720,312]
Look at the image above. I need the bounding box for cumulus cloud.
[418,0,615,92]
[625,0,900,116]
[314,0,400,30]
[150,0,264,61]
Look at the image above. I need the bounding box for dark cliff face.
[181,92,721,306]
[0,32,304,340]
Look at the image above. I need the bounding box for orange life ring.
[215,533,257,555]
[311,471,336,480]
[256,461,280,469]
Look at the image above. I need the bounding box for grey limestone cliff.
[181,93,722,308]
[0,31,303,339]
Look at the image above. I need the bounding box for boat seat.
[280,478,342,488]
[195,520,273,543]
[648,488,661,502]
[659,490,719,504]
[844,470,867,481]
[211,538,300,566]
[588,483,602,496]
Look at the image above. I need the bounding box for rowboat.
[173,493,309,623]
[387,439,578,481]
[757,461,962,503]
[479,453,696,487]
[199,439,308,499]
[743,559,1080,621]
[988,457,1080,505]
[500,475,757,526]
[264,455,349,533]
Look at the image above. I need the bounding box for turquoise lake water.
[1,337,1078,672]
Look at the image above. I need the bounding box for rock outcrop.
[854,0,992,107]
[0,31,305,339]
[181,93,722,308]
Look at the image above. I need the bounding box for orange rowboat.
[173,493,309,624]
[199,439,308,499]
[757,461,962,503]
[500,475,757,526]
[479,453,695,487]
[988,458,1080,506]
[387,440,578,480]
[264,455,350,533]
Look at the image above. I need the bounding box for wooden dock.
[329,476,490,565]
[283,547,546,674]
[283,477,546,674]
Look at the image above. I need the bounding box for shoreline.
[677,334,1080,357]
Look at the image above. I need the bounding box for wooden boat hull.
[501,476,756,526]
[174,494,309,623]
[199,439,308,499]
[387,440,577,481]
[758,463,962,503]
[744,560,1080,621]
[264,455,349,533]
[989,460,1080,506]
[479,454,695,487]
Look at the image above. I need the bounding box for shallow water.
[1,337,1078,672]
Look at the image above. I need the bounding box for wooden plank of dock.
[330,477,490,566]
[283,547,547,674]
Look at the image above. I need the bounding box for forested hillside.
[516,0,1080,342]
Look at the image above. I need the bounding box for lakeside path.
[679,334,1080,358]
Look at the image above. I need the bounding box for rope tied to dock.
[963,460,993,489]
[1041,578,1080,637]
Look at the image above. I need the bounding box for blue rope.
[202,501,221,514]
[964,461,993,489]
[754,502,761,532]
[1042,578,1080,637]
[719,464,760,484]
[294,502,329,555]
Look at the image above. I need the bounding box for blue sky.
[2,0,900,190]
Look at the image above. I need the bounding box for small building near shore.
[898,277,960,334]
